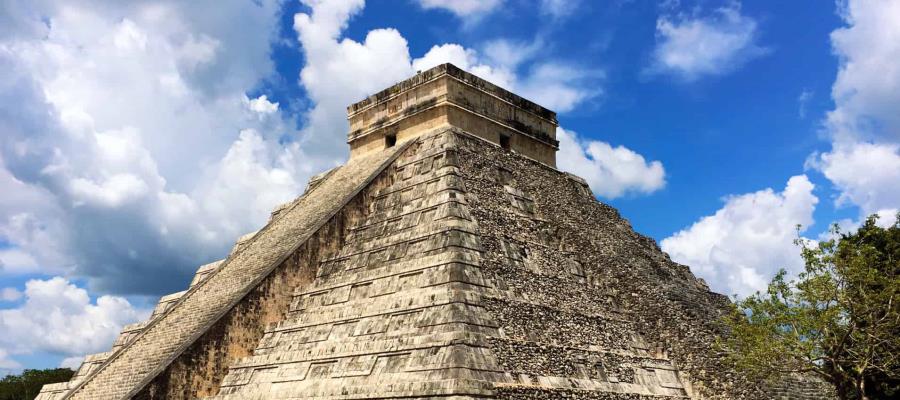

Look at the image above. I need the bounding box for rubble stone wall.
[453,131,832,400]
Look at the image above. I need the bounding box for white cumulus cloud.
[648,2,767,81]
[0,0,308,295]
[0,277,147,369]
[825,0,900,143]
[294,0,416,165]
[557,128,665,199]
[810,142,900,218]
[808,0,900,222]
[661,175,818,297]
[60,356,85,370]
[246,95,279,115]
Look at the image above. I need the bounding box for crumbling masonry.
[39,64,830,399]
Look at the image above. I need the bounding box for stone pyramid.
[39,64,828,400]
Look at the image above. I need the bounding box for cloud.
[660,0,898,301]
[0,349,22,375]
[556,128,665,198]
[412,42,602,113]
[808,142,900,218]
[0,1,309,294]
[60,356,85,370]
[0,248,39,275]
[797,89,813,119]
[807,0,900,222]
[661,175,818,297]
[825,0,900,143]
[648,2,767,81]
[245,95,279,115]
[0,277,147,370]
[412,43,515,89]
[540,0,579,19]
[414,0,503,17]
[1,287,22,302]
[294,0,416,164]
[482,39,542,69]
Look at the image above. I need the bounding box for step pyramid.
[39,64,829,400]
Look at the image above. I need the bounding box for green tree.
[0,368,74,400]
[721,214,900,399]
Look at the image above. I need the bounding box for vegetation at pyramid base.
[0,368,74,400]
[722,214,899,400]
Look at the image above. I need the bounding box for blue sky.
[1,0,898,375]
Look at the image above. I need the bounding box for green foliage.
[722,214,900,399]
[0,368,74,400]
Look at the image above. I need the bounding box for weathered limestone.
[40,64,831,400]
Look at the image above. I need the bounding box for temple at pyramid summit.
[38,64,830,400]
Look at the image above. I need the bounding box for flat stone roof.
[346,63,558,124]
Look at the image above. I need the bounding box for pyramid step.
[329,221,480,266]
[303,166,341,195]
[190,259,224,287]
[110,320,149,352]
[232,334,497,370]
[347,191,467,235]
[68,351,114,384]
[35,381,74,400]
[147,289,186,319]
[351,191,469,236]
[306,250,481,293]
[368,166,462,201]
[254,322,498,357]
[214,376,497,400]
[290,267,490,314]
[276,293,495,340]
[228,229,259,256]
[294,248,481,297]
[495,384,689,399]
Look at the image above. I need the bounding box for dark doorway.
[499,134,511,150]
